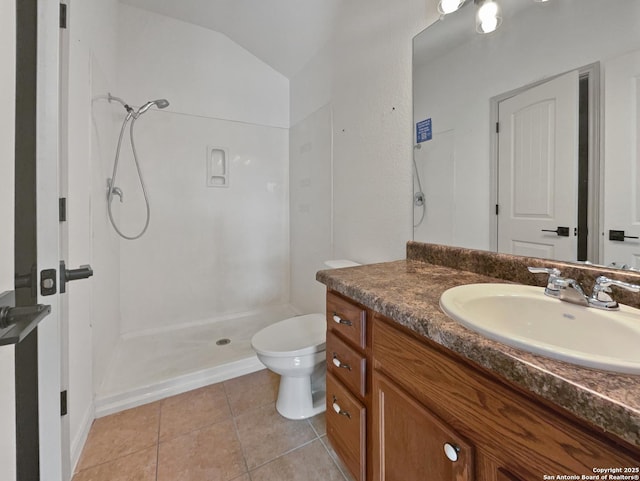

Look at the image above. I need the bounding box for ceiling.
[119,0,342,79]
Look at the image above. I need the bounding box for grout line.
[318,435,352,481]
[222,381,252,478]
[247,437,318,472]
[306,416,323,439]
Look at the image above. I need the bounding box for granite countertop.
[316,248,640,449]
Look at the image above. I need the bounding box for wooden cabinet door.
[373,372,474,481]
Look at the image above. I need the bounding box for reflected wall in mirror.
[412,0,640,267]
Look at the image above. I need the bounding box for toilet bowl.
[251,313,327,419]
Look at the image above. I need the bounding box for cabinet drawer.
[327,329,367,398]
[326,372,366,481]
[327,291,367,349]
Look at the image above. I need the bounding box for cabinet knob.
[332,313,353,326]
[443,443,460,462]
[331,396,351,419]
[332,354,352,370]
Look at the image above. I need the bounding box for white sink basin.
[439,283,640,374]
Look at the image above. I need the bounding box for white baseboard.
[94,356,265,418]
[70,403,95,475]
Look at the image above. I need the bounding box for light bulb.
[438,0,465,15]
[476,0,501,33]
[477,0,498,21]
[479,16,498,32]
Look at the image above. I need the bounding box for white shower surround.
[88,4,293,412]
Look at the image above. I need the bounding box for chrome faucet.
[588,276,640,310]
[528,267,588,306]
[528,267,640,310]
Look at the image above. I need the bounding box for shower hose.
[107,114,151,240]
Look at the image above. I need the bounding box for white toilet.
[251,259,359,420]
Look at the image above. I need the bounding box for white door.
[603,49,640,268]
[497,70,579,260]
[37,1,63,480]
[0,0,17,479]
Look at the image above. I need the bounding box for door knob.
[609,230,639,242]
[541,226,570,237]
[59,261,94,294]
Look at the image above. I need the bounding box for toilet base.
[275,375,326,420]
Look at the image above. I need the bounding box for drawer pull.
[443,443,460,462]
[332,396,351,419]
[332,313,352,326]
[332,354,352,370]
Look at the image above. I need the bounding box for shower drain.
[216,338,231,346]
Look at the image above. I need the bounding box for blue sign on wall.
[416,118,432,143]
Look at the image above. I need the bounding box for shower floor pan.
[94,304,299,417]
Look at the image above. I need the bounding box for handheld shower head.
[136,99,170,116]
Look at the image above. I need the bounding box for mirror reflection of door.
[604,49,640,268]
[495,69,587,261]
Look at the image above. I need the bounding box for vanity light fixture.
[475,0,502,33]
[438,0,466,15]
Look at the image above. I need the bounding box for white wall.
[289,105,333,314]
[65,0,120,468]
[116,5,290,334]
[289,0,437,310]
[0,0,16,478]
[118,4,289,128]
[413,0,640,250]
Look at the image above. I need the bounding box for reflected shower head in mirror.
[137,99,170,116]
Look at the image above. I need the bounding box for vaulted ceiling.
[119,0,342,78]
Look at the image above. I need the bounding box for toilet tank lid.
[324,259,360,269]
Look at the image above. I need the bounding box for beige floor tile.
[72,446,157,481]
[157,420,246,481]
[76,402,160,471]
[159,382,232,441]
[249,439,345,481]
[234,402,317,469]
[308,412,326,436]
[224,369,279,416]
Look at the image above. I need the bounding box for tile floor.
[73,369,353,481]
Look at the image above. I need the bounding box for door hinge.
[495,204,499,215]
[59,197,67,222]
[59,3,67,29]
[496,122,500,133]
[60,390,68,416]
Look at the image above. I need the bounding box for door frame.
[489,63,601,263]
[35,0,63,479]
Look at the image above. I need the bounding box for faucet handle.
[589,275,640,310]
[527,266,561,277]
[528,267,562,292]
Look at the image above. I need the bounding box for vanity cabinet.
[372,314,640,481]
[325,290,372,481]
[324,290,640,481]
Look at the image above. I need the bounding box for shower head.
[136,99,170,116]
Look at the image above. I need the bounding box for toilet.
[251,259,360,420]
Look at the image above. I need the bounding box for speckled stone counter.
[316,242,640,449]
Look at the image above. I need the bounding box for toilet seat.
[251,313,326,357]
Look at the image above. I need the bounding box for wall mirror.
[412,0,640,268]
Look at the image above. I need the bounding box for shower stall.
[88,4,293,416]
